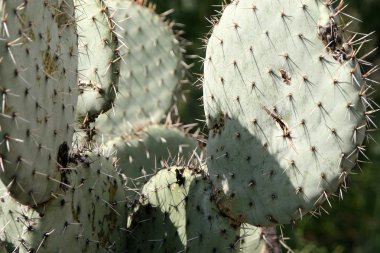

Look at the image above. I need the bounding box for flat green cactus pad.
[0,153,128,253]
[93,0,185,142]
[203,0,368,225]
[0,0,78,205]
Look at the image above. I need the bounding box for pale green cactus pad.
[128,167,267,252]
[203,0,368,226]
[103,124,201,191]
[0,0,78,205]
[0,153,128,253]
[75,0,120,124]
[94,0,185,142]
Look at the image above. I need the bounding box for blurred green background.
[149,0,380,252]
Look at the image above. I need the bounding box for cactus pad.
[104,124,201,191]
[203,0,368,225]
[94,0,185,142]
[0,153,128,253]
[0,0,78,205]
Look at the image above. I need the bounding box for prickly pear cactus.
[0,0,78,205]
[0,153,128,253]
[75,0,120,124]
[203,0,368,226]
[128,167,269,253]
[3,0,374,252]
[94,0,186,142]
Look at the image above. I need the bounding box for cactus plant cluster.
[0,0,376,252]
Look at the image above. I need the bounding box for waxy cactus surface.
[0,153,128,252]
[0,0,78,206]
[75,0,120,124]
[203,0,369,226]
[94,0,186,142]
[128,167,268,253]
[104,124,201,191]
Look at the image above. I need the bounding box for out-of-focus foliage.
[151,0,380,252]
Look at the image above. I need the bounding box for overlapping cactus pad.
[128,167,268,253]
[0,153,128,253]
[94,0,185,142]
[203,0,368,225]
[0,0,78,205]
[104,124,201,190]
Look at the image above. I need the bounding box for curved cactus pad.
[75,0,120,124]
[104,124,201,191]
[0,153,128,253]
[0,0,78,205]
[203,0,368,225]
[94,0,185,142]
[128,167,266,252]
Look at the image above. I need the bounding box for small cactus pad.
[130,167,265,252]
[75,0,120,124]
[94,0,185,142]
[0,0,78,205]
[0,153,128,253]
[203,0,368,225]
[104,124,201,191]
